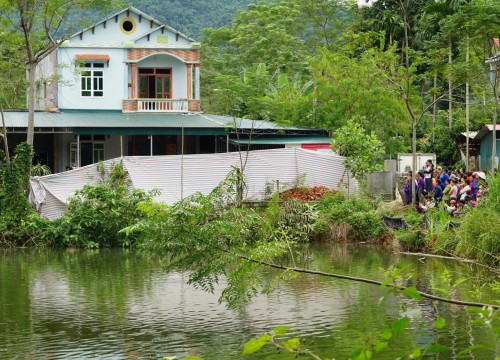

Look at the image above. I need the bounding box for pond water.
[0,244,498,359]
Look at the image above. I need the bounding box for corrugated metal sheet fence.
[29,148,358,220]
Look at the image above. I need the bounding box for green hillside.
[128,0,258,39]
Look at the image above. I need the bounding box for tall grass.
[315,192,384,241]
[455,174,500,265]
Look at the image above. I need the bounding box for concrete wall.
[397,153,436,173]
[366,171,394,200]
[34,50,58,110]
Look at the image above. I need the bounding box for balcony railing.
[138,99,188,112]
[122,99,201,113]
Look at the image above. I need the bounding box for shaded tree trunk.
[27,61,37,146]
[448,39,453,130]
[465,37,470,172]
[1,106,11,173]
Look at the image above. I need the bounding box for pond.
[0,244,498,359]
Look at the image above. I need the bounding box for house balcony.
[122,99,201,113]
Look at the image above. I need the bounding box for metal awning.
[229,137,331,145]
[2,111,328,137]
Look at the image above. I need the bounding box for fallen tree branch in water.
[237,254,500,310]
[400,251,500,273]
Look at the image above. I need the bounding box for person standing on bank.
[423,159,434,193]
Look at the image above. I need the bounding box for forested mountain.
[129,0,258,39]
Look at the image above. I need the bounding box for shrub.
[52,161,154,248]
[455,204,500,265]
[454,174,500,264]
[315,192,384,241]
[0,143,41,246]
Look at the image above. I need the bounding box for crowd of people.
[403,159,492,218]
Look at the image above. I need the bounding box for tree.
[308,39,410,155]
[0,0,121,147]
[293,0,354,49]
[0,32,26,109]
[200,0,355,118]
[260,73,314,125]
[441,0,500,170]
[330,118,385,181]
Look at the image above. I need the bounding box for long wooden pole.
[77,135,80,167]
[466,37,470,172]
[448,39,453,130]
[181,125,184,200]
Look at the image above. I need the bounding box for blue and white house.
[4,7,329,173]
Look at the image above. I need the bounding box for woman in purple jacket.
[416,171,425,203]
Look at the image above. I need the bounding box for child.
[449,178,458,203]
[447,199,456,216]
[426,196,436,209]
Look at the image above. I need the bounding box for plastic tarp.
[29,148,357,220]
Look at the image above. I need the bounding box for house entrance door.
[138,68,172,98]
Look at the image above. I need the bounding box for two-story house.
[3,7,329,173]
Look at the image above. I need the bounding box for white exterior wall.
[67,11,161,47]
[134,28,192,47]
[57,47,126,110]
[57,8,195,110]
[136,55,187,99]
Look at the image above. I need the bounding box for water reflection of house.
[3,7,329,173]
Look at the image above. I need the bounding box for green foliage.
[127,171,320,308]
[49,161,154,248]
[330,118,385,181]
[0,32,27,109]
[31,162,52,177]
[456,204,500,265]
[0,142,41,245]
[242,326,315,358]
[309,43,409,146]
[453,174,500,264]
[130,0,256,39]
[315,190,384,241]
[200,0,356,124]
